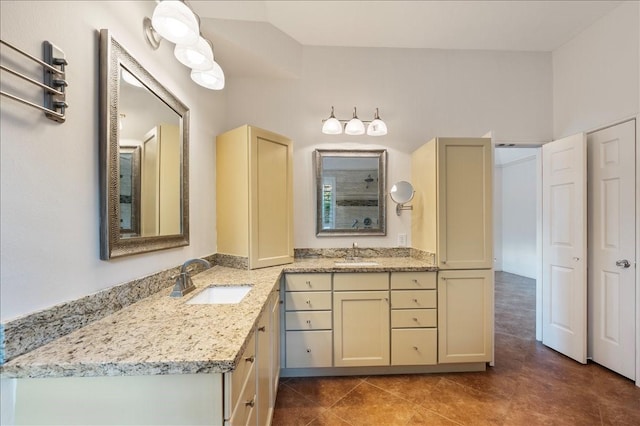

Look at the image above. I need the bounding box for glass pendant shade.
[366,108,388,136]
[174,37,214,70]
[321,107,343,134]
[151,0,200,45]
[344,107,365,135]
[367,119,388,136]
[322,117,342,134]
[191,61,225,90]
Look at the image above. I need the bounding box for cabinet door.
[438,270,493,363]
[333,291,390,367]
[437,138,493,269]
[269,291,281,420]
[249,127,294,269]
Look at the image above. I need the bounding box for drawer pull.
[306,300,311,305]
[258,326,266,332]
[412,317,419,322]
[245,356,255,363]
[412,279,419,284]
[413,346,419,351]
[412,298,418,303]
[245,398,255,408]
[306,320,311,325]
[306,280,312,287]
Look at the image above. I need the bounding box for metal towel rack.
[0,39,68,123]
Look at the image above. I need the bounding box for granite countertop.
[1,257,435,379]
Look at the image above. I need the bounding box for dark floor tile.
[272,382,328,426]
[440,369,519,399]
[364,373,441,404]
[326,382,420,426]
[407,407,462,425]
[599,398,640,426]
[418,378,510,425]
[285,376,364,408]
[307,410,354,426]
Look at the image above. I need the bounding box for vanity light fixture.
[143,1,225,90]
[321,106,388,136]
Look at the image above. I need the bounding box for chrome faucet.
[348,242,359,261]
[170,258,211,297]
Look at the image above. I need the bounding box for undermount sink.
[186,285,252,305]
[334,261,379,267]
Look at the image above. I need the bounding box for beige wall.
[0,1,225,322]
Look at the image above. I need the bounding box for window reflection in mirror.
[315,150,387,236]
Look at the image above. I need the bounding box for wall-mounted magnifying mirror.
[390,181,414,216]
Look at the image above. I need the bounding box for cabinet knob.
[412,298,418,303]
[413,346,419,351]
[306,320,311,325]
[412,317,419,322]
[441,260,447,264]
[305,300,311,305]
[412,279,419,284]
[306,348,311,353]
[245,356,255,363]
[306,280,312,287]
[258,326,266,332]
[245,398,255,408]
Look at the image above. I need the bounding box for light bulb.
[174,37,214,70]
[151,1,200,45]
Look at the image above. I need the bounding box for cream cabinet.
[284,274,333,368]
[333,273,390,367]
[411,137,493,269]
[141,124,181,236]
[390,272,437,366]
[437,269,494,363]
[256,291,280,425]
[216,125,293,269]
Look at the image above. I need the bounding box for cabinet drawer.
[229,361,256,426]
[285,291,332,311]
[285,273,332,291]
[230,332,256,410]
[391,309,437,328]
[391,290,436,309]
[391,328,437,366]
[286,311,332,330]
[286,330,333,368]
[391,272,436,290]
[333,272,389,291]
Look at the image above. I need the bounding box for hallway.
[271,272,640,425]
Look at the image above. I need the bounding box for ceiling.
[191,0,622,51]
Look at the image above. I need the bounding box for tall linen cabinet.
[216,125,294,269]
[411,137,494,364]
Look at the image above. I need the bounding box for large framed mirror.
[315,149,387,236]
[99,29,189,259]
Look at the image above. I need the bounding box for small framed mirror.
[99,29,189,259]
[390,181,415,216]
[315,149,387,236]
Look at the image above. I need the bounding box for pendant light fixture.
[367,108,388,136]
[150,0,199,45]
[321,106,388,136]
[321,107,343,135]
[344,107,365,135]
[174,36,214,70]
[143,1,225,90]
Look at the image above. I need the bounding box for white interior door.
[542,133,587,363]
[588,120,636,380]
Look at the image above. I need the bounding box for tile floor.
[272,272,640,425]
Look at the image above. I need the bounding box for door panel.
[542,133,587,364]
[588,119,636,380]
